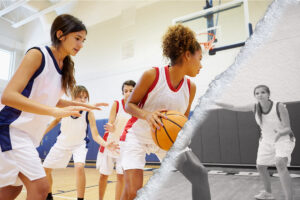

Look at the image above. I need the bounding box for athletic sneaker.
[254,191,275,200]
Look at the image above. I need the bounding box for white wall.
[0,19,27,93]
[72,0,272,119]
[1,0,272,119]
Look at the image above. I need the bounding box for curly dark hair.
[162,24,201,65]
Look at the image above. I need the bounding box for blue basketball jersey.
[0,46,64,152]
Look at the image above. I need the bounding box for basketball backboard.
[172,0,252,55]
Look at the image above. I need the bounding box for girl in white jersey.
[120,24,208,200]
[97,80,136,200]
[216,85,295,200]
[0,14,107,200]
[43,86,118,200]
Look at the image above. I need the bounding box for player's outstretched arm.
[56,99,108,110]
[103,101,117,133]
[215,101,253,112]
[1,49,91,118]
[43,118,61,137]
[88,111,119,152]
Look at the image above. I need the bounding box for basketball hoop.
[197,32,216,55]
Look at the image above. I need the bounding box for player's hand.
[104,123,115,132]
[144,109,168,132]
[92,102,109,110]
[51,106,90,118]
[105,141,120,154]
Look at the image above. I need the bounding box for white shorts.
[96,149,123,175]
[0,146,45,187]
[121,135,166,170]
[257,138,296,166]
[43,143,88,168]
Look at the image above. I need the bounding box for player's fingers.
[157,111,167,119]
[94,102,109,107]
[70,106,90,112]
[153,115,163,126]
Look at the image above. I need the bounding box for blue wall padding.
[38,118,160,162]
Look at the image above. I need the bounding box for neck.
[51,46,67,69]
[260,99,271,108]
[168,64,185,87]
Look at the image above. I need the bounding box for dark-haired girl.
[0,14,106,200]
[216,85,295,200]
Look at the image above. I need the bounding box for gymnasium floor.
[16,164,300,200]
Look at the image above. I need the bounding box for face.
[254,87,270,102]
[74,92,88,103]
[60,30,87,56]
[185,49,203,77]
[123,85,134,101]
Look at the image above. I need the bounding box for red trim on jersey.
[99,131,109,153]
[121,99,126,112]
[120,116,138,141]
[165,66,184,92]
[138,67,159,108]
[187,79,191,94]
[115,100,119,114]
[120,67,159,141]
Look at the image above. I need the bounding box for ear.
[183,51,192,61]
[56,30,65,41]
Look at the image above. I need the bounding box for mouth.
[73,48,79,53]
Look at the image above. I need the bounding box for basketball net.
[198,32,215,56]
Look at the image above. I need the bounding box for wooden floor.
[16,166,300,200]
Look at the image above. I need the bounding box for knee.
[117,174,124,182]
[194,165,208,178]
[127,187,137,199]
[0,185,23,200]
[275,158,288,172]
[35,181,49,198]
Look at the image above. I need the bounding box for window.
[0,48,13,80]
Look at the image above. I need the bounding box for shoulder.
[189,80,196,90]
[277,102,287,112]
[26,47,43,58]
[142,68,158,81]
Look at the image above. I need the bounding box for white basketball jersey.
[107,99,131,143]
[255,101,288,142]
[121,66,191,144]
[0,46,64,151]
[56,111,90,148]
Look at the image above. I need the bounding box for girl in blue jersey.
[216,85,295,200]
[43,85,118,200]
[0,14,106,200]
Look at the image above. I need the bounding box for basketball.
[151,110,188,151]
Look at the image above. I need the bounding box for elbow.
[1,93,9,105]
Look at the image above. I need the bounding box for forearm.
[91,129,106,146]
[216,102,235,110]
[126,102,148,120]
[2,91,54,116]
[43,119,60,137]
[56,99,79,107]
[277,127,292,136]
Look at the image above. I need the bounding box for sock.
[46,193,53,200]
